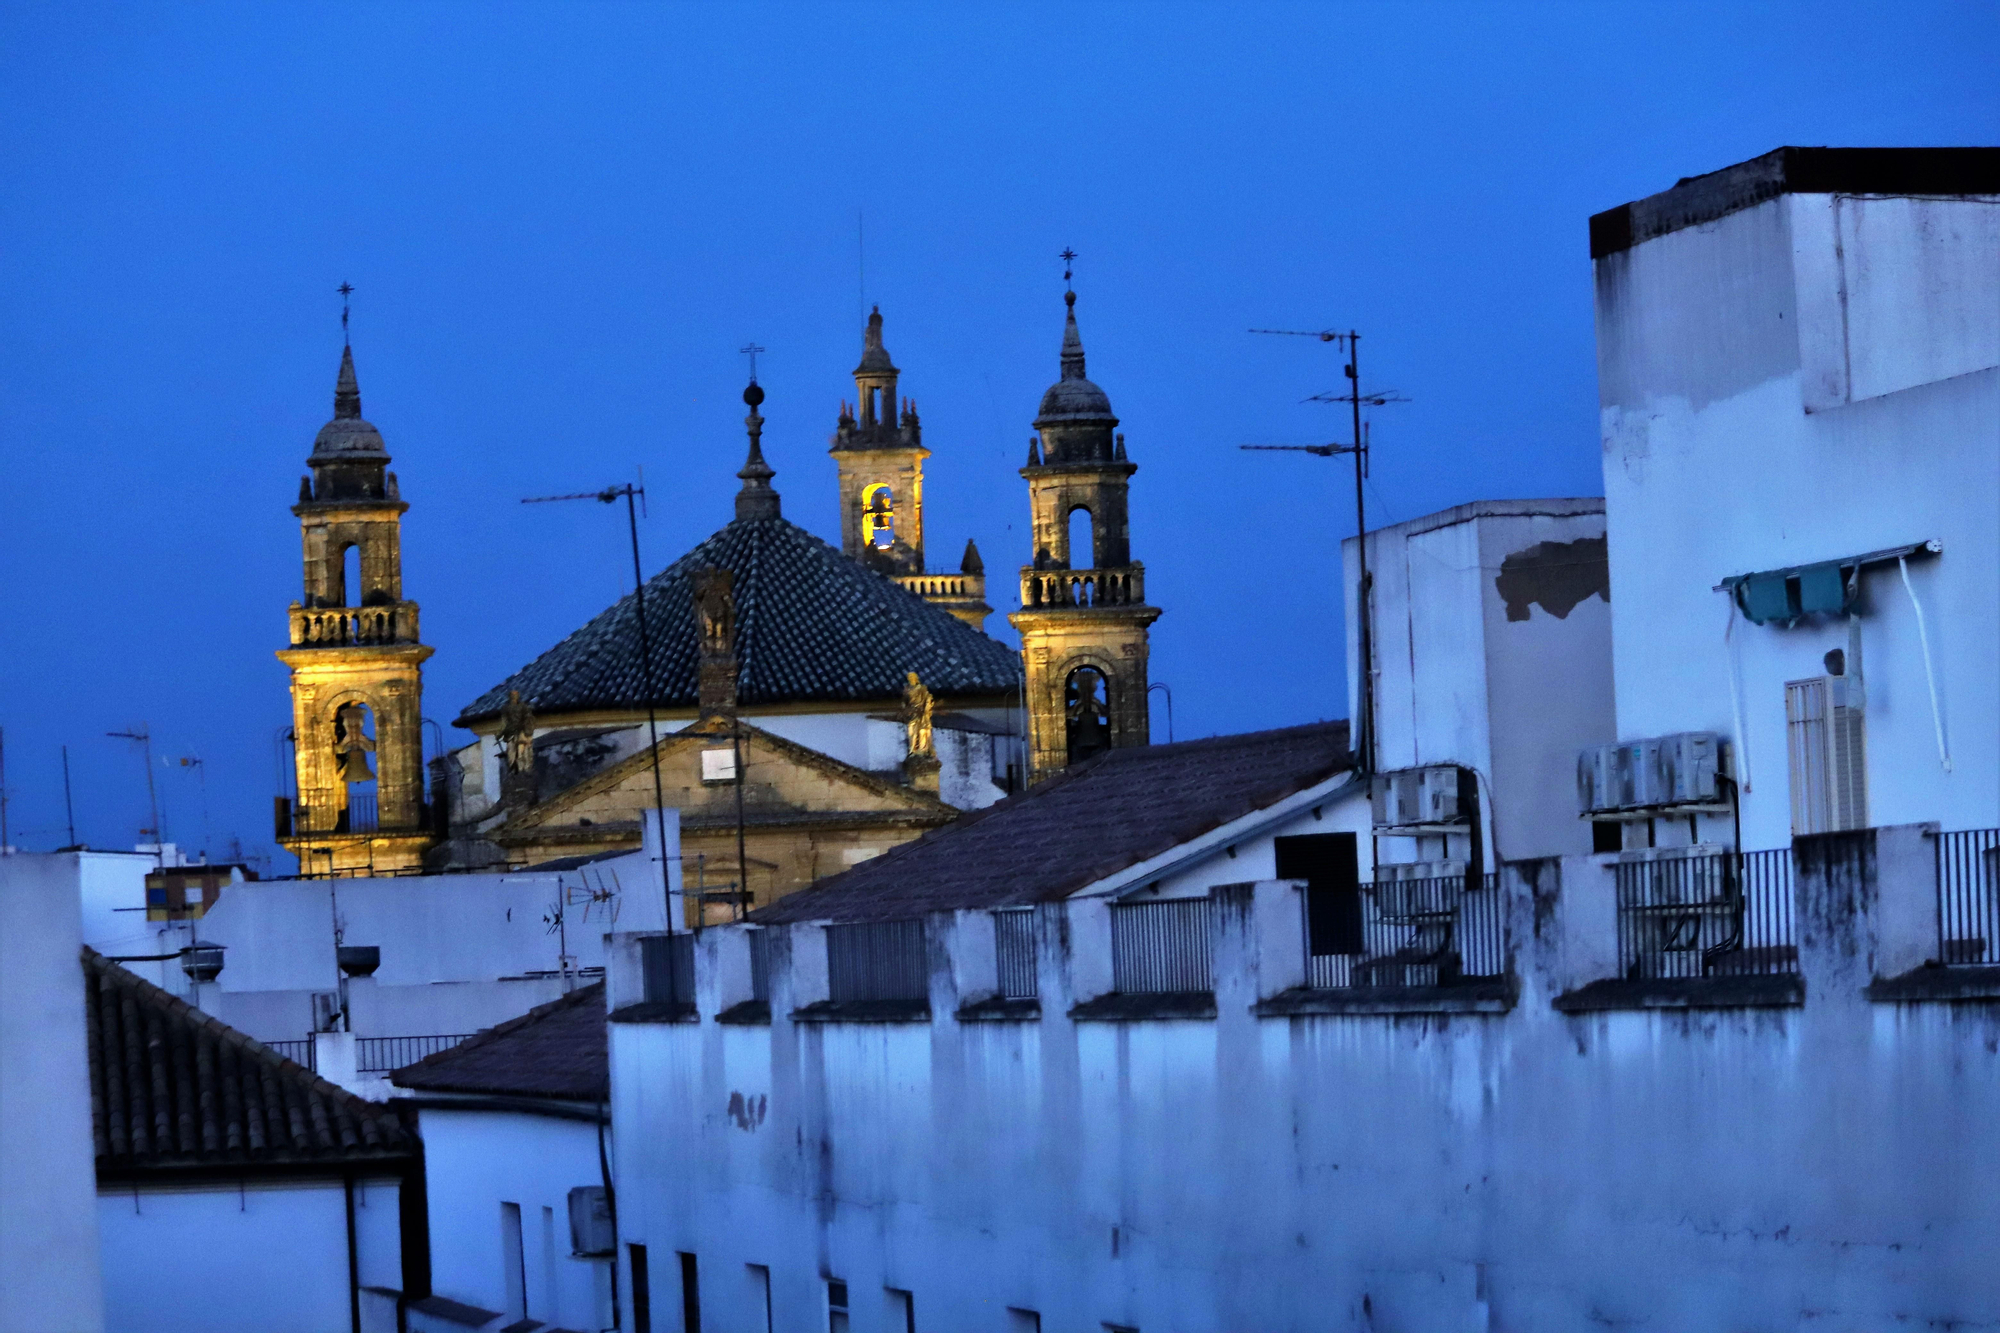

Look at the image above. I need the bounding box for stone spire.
[334,345,362,419]
[1059,289,1086,381]
[735,380,781,521]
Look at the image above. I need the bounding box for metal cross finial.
[337,282,354,344]
[1059,248,1078,289]
[739,342,766,383]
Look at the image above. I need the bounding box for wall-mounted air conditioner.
[1372,765,1474,830]
[1578,732,1727,815]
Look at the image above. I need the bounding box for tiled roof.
[753,721,1352,924]
[459,516,1020,724]
[83,949,413,1178]
[391,982,606,1102]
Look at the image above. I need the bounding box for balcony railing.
[640,933,696,1007]
[1937,829,2000,965]
[1020,566,1145,610]
[826,919,928,1003]
[1615,848,1796,980]
[289,601,421,647]
[358,1033,474,1073]
[275,794,432,839]
[1111,898,1214,993]
[994,909,1038,1000]
[1305,873,1505,989]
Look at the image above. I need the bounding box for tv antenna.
[521,480,677,934]
[108,725,166,868]
[1240,327,1407,775]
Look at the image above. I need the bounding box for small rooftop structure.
[754,720,1351,924]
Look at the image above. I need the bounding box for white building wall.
[414,1107,611,1333]
[1595,191,1999,850]
[608,831,2000,1332]
[0,854,105,1333]
[97,1178,401,1333]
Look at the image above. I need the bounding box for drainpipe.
[345,1174,362,1333]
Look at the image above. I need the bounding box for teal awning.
[1718,540,1938,626]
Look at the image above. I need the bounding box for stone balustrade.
[288,601,421,648]
[1019,565,1145,609]
[894,573,982,600]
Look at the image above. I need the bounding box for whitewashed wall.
[97,1178,401,1333]
[1343,500,1616,864]
[0,854,105,1333]
[1595,191,1999,850]
[413,1106,612,1333]
[607,826,2000,1332]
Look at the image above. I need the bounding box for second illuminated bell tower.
[1011,286,1159,784]
[276,344,434,875]
[830,306,928,575]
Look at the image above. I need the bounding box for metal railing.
[269,1039,315,1069]
[1937,829,2000,965]
[358,1033,474,1073]
[748,929,772,1003]
[641,933,696,1007]
[1305,873,1505,989]
[994,909,1038,999]
[1615,849,1796,980]
[826,919,928,1003]
[1111,898,1214,994]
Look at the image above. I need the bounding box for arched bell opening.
[862,484,897,550]
[331,700,379,833]
[1066,505,1095,570]
[1064,666,1112,766]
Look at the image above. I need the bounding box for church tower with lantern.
[276,338,436,876]
[1010,277,1159,784]
[830,307,992,627]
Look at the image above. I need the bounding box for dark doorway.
[1277,832,1363,956]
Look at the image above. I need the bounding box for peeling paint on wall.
[1494,537,1610,622]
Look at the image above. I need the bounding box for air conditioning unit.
[1372,766,1472,829]
[568,1186,614,1257]
[1377,859,1468,883]
[1657,732,1724,806]
[1578,733,1726,814]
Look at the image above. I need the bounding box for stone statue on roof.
[498,689,536,774]
[902,671,935,760]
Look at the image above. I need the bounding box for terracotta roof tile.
[753,721,1351,924]
[83,949,413,1177]
[391,982,606,1102]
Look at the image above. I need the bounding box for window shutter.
[1787,676,1867,836]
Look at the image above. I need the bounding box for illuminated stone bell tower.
[831,306,928,575]
[1010,286,1159,784]
[276,344,435,876]
[829,308,993,627]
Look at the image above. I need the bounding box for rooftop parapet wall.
[606,824,2000,1332]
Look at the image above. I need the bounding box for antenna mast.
[1241,328,1406,775]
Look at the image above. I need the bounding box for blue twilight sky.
[1,3,1994,865]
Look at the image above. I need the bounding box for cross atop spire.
[1060,248,1077,291]
[337,282,354,346]
[740,342,765,384]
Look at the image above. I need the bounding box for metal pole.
[621,488,676,931]
[1347,332,1375,776]
[62,744,77,847]
[731,721,748,923]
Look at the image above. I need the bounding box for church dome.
[1033,291,1117,428]
[310,347,389,460]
